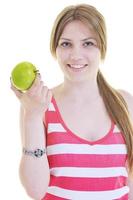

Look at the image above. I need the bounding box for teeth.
[68,64,87,69]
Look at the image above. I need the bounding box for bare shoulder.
[118,89,133,103]
[118,89,133,120]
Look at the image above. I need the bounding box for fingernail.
[38,73,41,78]
[10,77,12,83]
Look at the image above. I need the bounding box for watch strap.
[23,147,46,158]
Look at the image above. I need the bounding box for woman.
[11,4,133,200]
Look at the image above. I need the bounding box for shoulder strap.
[44,96,57,128]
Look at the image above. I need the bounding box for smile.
[67,64,88,69]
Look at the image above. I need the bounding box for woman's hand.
[10,74,52,116]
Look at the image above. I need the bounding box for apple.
[11,61,38,91]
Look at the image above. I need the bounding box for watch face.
[34,149,44,157]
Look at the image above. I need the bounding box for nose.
[69,46,83,61]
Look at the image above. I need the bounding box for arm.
[11,74,52,200]
[19,107,50,200]
[127,176,133,200]
[118,89,133,199]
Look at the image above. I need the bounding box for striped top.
[42,96,129,200]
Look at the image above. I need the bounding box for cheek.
[56,49,68,63]
[88,49,101,61]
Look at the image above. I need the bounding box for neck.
[60,78,101,104]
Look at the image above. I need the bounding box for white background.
[0,0,133,199]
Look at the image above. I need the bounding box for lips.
[67,64,88,69]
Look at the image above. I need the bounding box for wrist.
[24,109,44,120]
[23,147,46,158]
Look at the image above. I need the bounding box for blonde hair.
[50,4,133,177]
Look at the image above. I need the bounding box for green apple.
[11,61,38,91]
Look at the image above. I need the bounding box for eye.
[60,42,71,47]
[83,41,95,47]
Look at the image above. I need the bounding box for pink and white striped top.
[42,96,129,200]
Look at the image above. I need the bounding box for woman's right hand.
[10,74,52,116]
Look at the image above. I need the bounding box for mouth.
[67,64,88,69]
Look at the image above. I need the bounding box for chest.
[56,100,112,142]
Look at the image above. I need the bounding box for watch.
[23,147,46,158]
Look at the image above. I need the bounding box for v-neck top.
[42,96,129,200]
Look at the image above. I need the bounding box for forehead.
[60,20,96,39]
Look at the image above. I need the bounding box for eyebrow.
[60,37,96,41]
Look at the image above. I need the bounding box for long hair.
[50,4,133,177]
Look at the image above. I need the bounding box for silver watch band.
[23,147,46,158]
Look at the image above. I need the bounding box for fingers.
[10,72,50,102]
[37,80,44,94]
[27,73,42,95]
[10,78,23,99]
[33,73,41,87]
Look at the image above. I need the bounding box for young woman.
[11,4,133,200]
